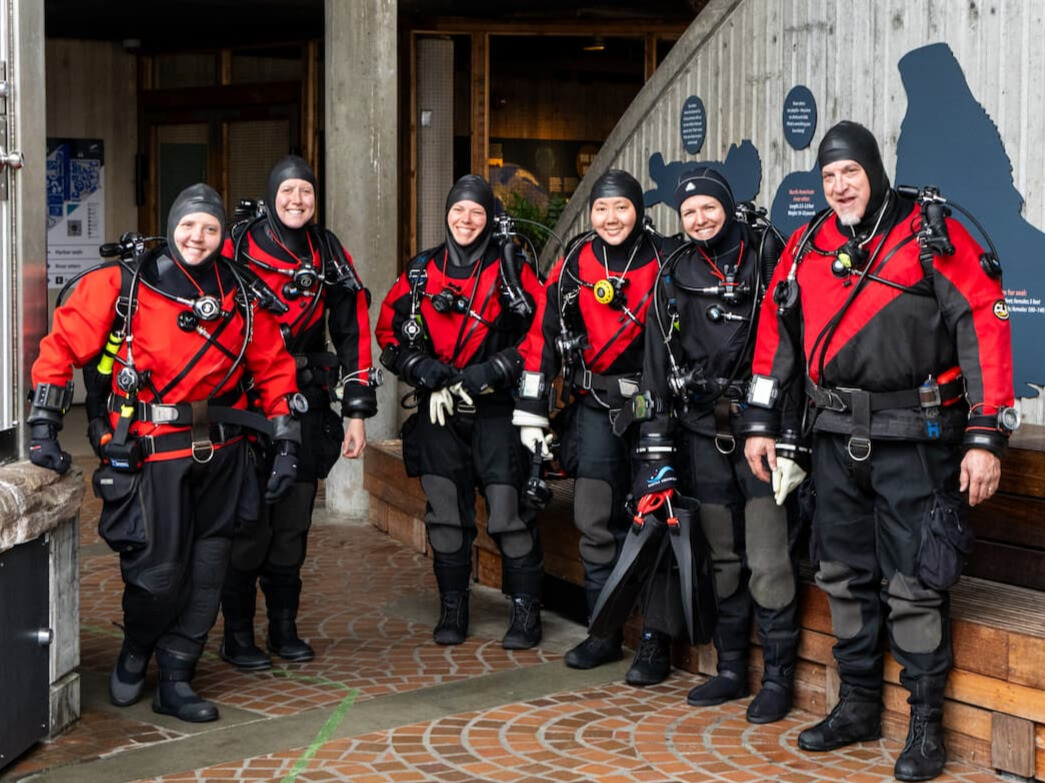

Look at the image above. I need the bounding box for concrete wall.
[554,0,1045,418]
[44,40,138,403]
[324,0,398,516]
[45,39,138,258]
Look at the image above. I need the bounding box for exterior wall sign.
[46,138,105,290]
[680,96,706,155]
[782,85,817,150]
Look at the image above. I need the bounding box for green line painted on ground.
[280,688,360,783]
[80,622,353,693]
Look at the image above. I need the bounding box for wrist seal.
[271,414,302,445]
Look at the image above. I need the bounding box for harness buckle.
[846,436,872,463]
[581,368,592,391]
[815,387,848,412]
[191,439,214,464]
[149,404,181,424]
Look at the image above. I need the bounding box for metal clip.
[191,439,214,464]
[714,433,736,455]
[149,404,181,424]
[846,436,872,462]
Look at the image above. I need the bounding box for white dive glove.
[448,381,473,407]
[428,387,455,426]
[772,456,807,506]
[428,383,475,426]
[512,409,554,460]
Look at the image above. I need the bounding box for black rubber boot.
[109,639,152,707]
[797,683,883,751]
[746,666,793,724]
[220,565,270,670]
[220,625,272,671]
[434,590,470,646]
[152,649,219,723]
[502,594,542,650]
[894,677,948,781]
[267,611,315,662]
[565,629,624,669]
[687,654,749,706]
[626,629,672,686]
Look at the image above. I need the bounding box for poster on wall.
[46,138,105,290]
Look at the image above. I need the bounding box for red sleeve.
[933,218,1014,414]
[376,272,413,350]
[518,258,563,377]
[750,227,803,384]
[31,267,120,387]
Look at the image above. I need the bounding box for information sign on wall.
[46,138,105,290]
[680,96,706,155]
[782,86,817,150]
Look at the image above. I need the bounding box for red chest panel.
[575,243,659,372]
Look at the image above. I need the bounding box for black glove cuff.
[30,422,58,440]
[28,406,64,430]
[271,415,302,444]
[276,439,300,457]
[734,405,780,438]
[489,349,523,387]
[342,390,377,419]
[775,429,812,472]
[962,426,1008,459]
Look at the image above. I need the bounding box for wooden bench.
[364,436,1045,781]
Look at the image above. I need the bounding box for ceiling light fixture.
[583,36,606,52]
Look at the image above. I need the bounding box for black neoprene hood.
[166,183,227,266]
[817,120,891,219]
[266,155,318,216]
[444,174,496,266]
[589,169,645,217]
[673,166,736,248]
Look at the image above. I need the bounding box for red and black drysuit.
[639,218,801,681]
[31,246,297,669]
[745,195,1014,695]
[517,231,663,618]
[220,220,375,640]
[377,242,544,598]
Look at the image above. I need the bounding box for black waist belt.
[806,375,964,482]
[806,377,964,414]
[142,424,243,462]
[569,368,641,400]
[109,395,273,438]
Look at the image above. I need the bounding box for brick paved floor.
[1,453,1009,783]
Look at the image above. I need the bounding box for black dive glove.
[28,383,74,474]
[407,357,455,390]
[265,440,299,503]
[459,351,520,397]
[29,423,72,474]
[460,361,504,396]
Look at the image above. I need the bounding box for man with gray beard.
[741,121,1015,780]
